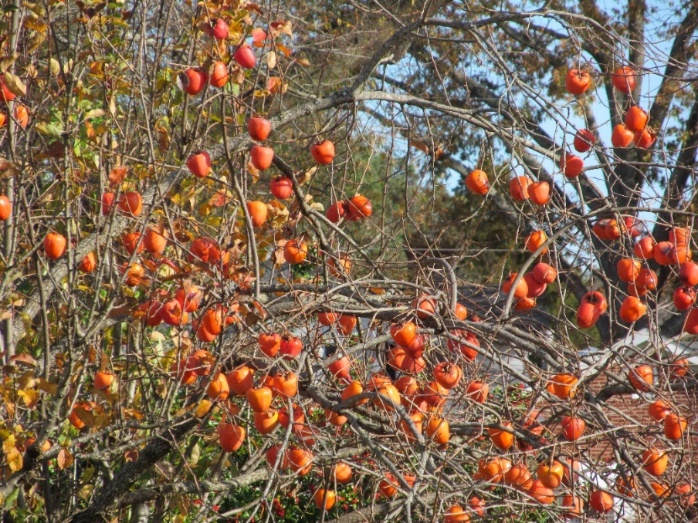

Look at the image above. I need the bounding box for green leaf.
[3,488,19,508]
[35,121,64,138]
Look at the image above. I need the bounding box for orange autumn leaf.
[267,77,287,94]
[57,448,74,470]
[108,166,128,185]
[124,448,139,462]
[209,189,233,208]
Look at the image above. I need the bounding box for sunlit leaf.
[6,446,22,472]
[84,108,106,120]
[35,121,63,138]
[108,166,128,185]
[123,408,145,420]
[189,443,200,465]
[276,44,293,58]
[194,400,211,418]
[267,76,287,94]
[18,389,40,408]
[269,20,293,38]
[78,484,94,500]
[2,71,26,97]
[2,434,16,453]
[209,189,233,208]
[57,448,74,470]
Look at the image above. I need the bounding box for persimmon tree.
[0,0,697,522]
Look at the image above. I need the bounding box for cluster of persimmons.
[10,16,694,518]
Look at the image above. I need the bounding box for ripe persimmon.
[246,386,273,412]
[218,422,245,452]
[465,169,489,195]
[94,371,114,390]
[250,145,274,170]
[283,239,308,264]
[509,176,531,201]
[611,66,637,94]
[347,194,372,220]
[246,201,268,227]
[118,191,143,217]
[565,69,591,95]
[44,232,67,260]
[625,105,648,132]
[311,140,335,164]
[226,365,255,396]
[248,117,271,141]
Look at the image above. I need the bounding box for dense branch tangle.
[0,0,696,522]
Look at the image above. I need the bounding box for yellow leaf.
[84,108,106,120]
[296,165,317,185]
[189,443,200,465]
[157,128,170,153]
[6,446,22,472]
[194,400,212,418]
[18,389,40,408]
[266,51,277,69]
[267,199,290,228]
[253,89,271,98]
[247,161,260,182]
[17,371,35,389]
[18,312,33,339]
[25,64,38,79]
[2,434,16,453]
[24,2,47,17]
[24,14,48,32]
[25,31,47,54]
[228,20,244,38]
[2,72,26,97]
[78,484,94,500]
[198,203,212,216]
